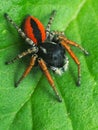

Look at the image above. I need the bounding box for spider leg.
[46,10,57,37]
[15,54,37,87]
[38,58,62,102]
[5,47,38,65]
[60,40,81,86]
[52,31,65,36]
[47,31,65,41]
[4,13,35,46]
[59,36,89,55]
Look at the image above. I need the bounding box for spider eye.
[53,55,58,61]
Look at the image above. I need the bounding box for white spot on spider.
[55,68,63,75]
[63,57,69,71]
[40,46,47,54]
[51,42,56,45]
[21,32,26,37]
[18,28,22,32]
[50,56,69,75]
[25,38,34,45]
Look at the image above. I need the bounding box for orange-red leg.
[60,40,81,86]
[15,54,37,87]
[38,58,62,102]
[59,36,89,55]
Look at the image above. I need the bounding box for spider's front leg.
[50,31,88,55]
[15,54,37,87]
[59,36,89,55]
[38,58,62,102]
[46,30,65,41]
[57,35,89,86]
[60,41,81,86]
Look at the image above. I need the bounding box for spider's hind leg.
[4,13,35,46]
[46,10,56,31]
[46,10,57,38]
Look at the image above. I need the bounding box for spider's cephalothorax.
[4,10,89,102]
[38,42,68,75]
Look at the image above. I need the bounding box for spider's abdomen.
[24,16,46,44]
[39,42,65,68]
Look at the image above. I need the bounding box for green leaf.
[0,0,98,130]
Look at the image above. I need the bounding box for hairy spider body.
[23,16,46,44]
[4,10,88,102]
[22,15,68,75]
[23,15,67,72]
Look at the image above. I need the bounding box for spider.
[4,10,88,102]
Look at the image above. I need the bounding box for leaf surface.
[0,0,98,130]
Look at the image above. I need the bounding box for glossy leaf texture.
[0,0,98,130]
